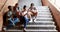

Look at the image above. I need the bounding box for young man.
[21,5,30,31]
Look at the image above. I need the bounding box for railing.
[0,0,8,11]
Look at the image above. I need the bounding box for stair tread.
[36,18,53,19]
[26,25,56,27]
[35,21,55,23]
[26,29,57,31]
[6,29,57,31]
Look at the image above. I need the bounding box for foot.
[24,28,26,30]
[3,28,7,31]
[23,28,26,32]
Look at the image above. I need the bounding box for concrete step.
[35,18,53,21]
[38,9,50,11]
[37,15,52,17]
[37,10,50,12]
[38,13,51,15]
[26,25,56,30]
[37,16,52,18]
[26,25,56,27]
[34,20,54,23]
[38,9,49,11]
[36,6,48,8]
[37,14,52,16]
[26,29,57,32]
[38,11,50,13]
[36,6,49,9]
[37,8,49,10]
[28,21,55,25]
[36,16,52,18]
[38,12,50,13]
[6,29,57,32]
[38,10,50,12]
[36,17,53,19]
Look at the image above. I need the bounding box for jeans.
[24,17,30,28]
[6,18,19,29]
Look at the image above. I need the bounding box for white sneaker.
[3,28,7,31]
[24,28,26,30]
[29,18,33,23]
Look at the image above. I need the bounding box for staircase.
[4,6,58,32]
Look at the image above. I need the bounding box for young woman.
[29,3,37,17]
[28,3,38,22]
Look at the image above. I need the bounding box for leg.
[24,17,30,30]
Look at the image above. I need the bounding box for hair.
[15,3,18,6]
[15,3,18,7]
[8,6,11,10]
[31,3,34,6]
[23,5,26,9]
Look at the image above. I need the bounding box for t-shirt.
[16,7,20,12]
[7,11,12,17]
[22,10,29,19]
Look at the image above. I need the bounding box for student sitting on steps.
[28,3,38,22]
[21,5,30,31]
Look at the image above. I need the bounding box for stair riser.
[26,27,56,30]
[37,15,52,17]
[6,31,23,32]
[6,31,57,32]
[27,31,56,32]
[38,13,51,15]
[37,13,51,15]
[35,19,53,21]
[36,17,52,18]
[38,12,50,13]
[37,15,52,16]
[28,23,54,25]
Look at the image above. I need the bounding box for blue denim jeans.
[24,17,30,28]
[6,18,19,29]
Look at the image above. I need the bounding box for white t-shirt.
[22,10,29,19]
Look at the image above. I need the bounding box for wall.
[0,0,6,11]
[0,0,18,31]
[42,0,60,32]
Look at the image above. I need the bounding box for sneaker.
[24,28,26,30]
[3,28,7,31]
[23,28,26,32]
